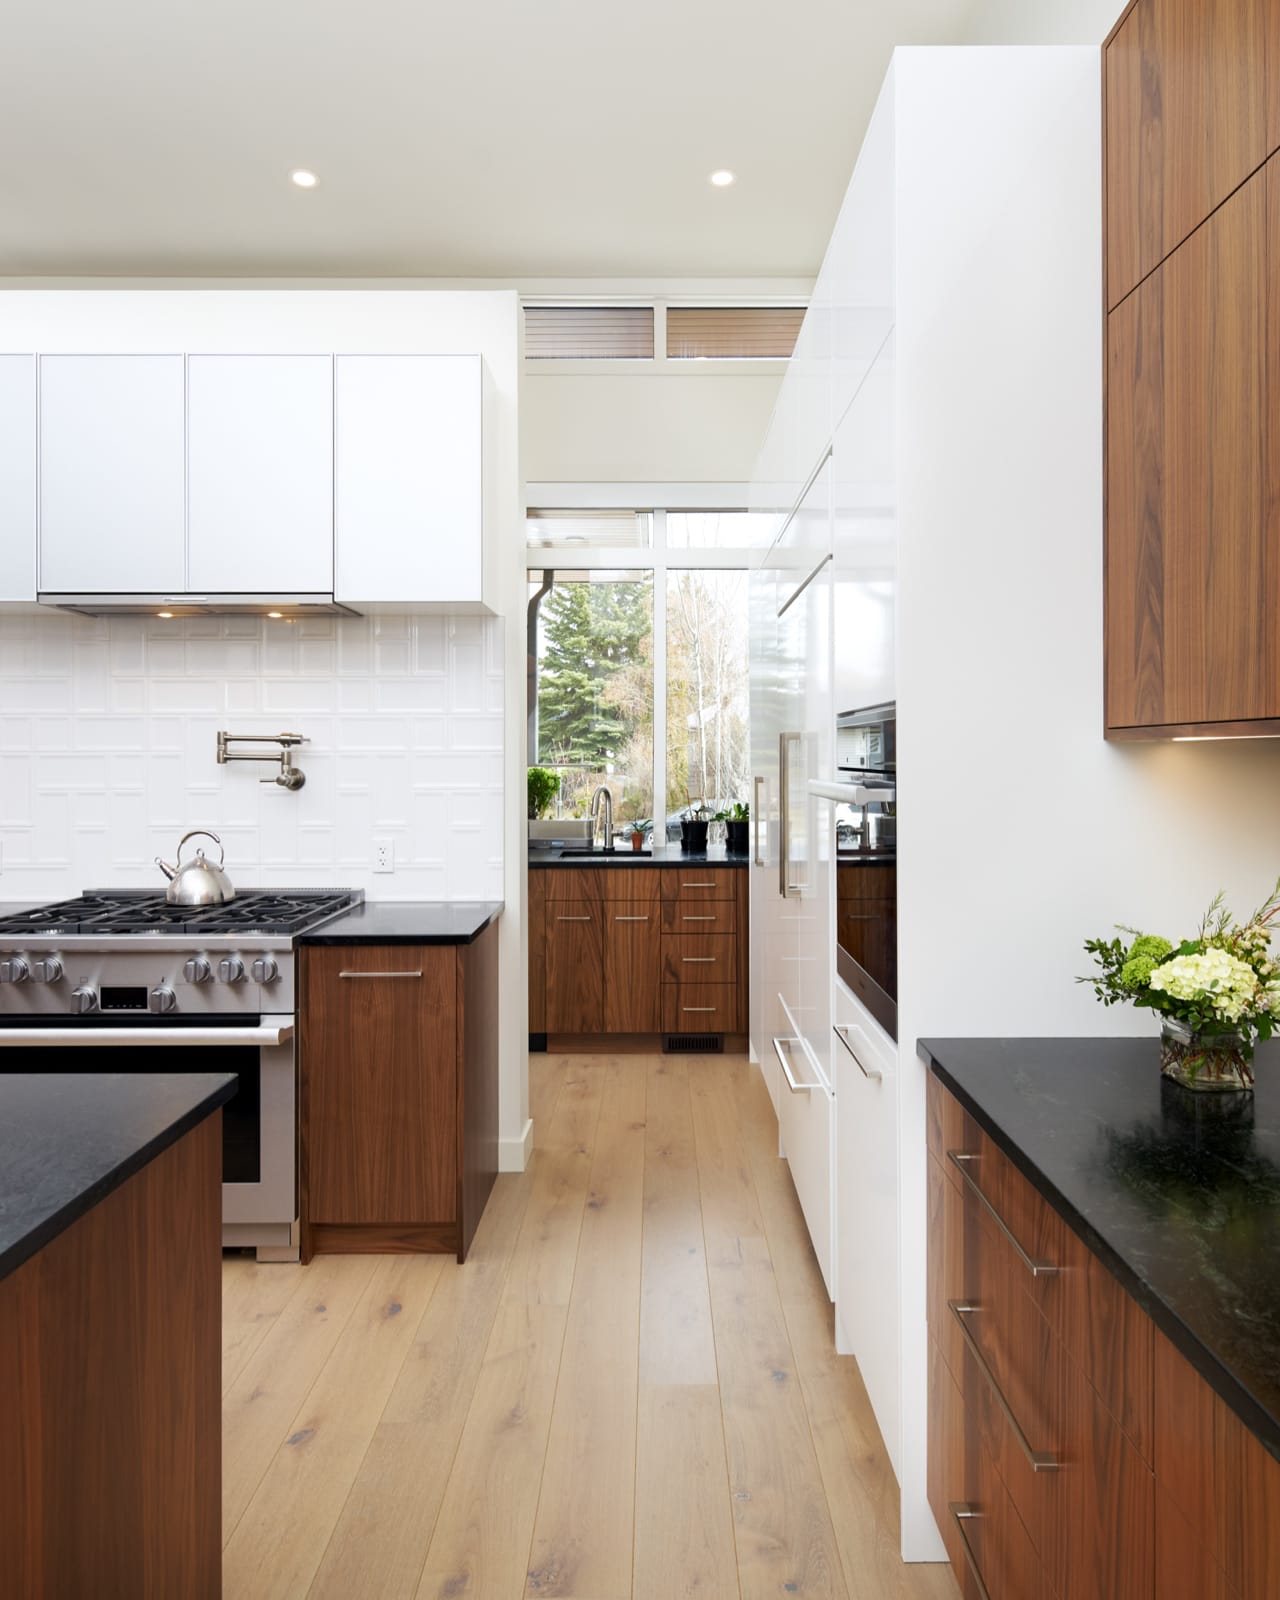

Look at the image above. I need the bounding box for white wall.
[0,288,533,1167]
[962,0,1122,43]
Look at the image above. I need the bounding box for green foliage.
[537,581,651,775]
[526,766,560,820]
[713,801,749,823]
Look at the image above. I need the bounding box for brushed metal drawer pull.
[682,915,717,922]
[682,881,716,888]
[338,970,423,979]
[683,1006,717,1013]
[771,1034,822,1094]
[555,916,593,922]
[833,1023,881,1079]
[948,1506,991,1600]
[683,956,716,963]
[948,1302,1059,1472]
[614,915,650,921]
[947,1151,1058,1277]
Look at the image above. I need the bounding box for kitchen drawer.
[543,867,607,902]
[603,870,661,906]
[660,933,738,984]
[659,868,737,903]
[660,899,738,934]
[662,984,738,1033]
[928,1336,1049,1600]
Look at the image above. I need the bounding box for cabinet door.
[335,354,483,605]
[187,355,333,593]
[603,904,660,1031]
[748,567,782,1110]
[1106,163,1271,729]
[39,354,185,594]
[1105,0,1272,310]
[0,355,35,601]
[545,901,604,1032]
[304,944,457,1225]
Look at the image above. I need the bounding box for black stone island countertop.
[920,1037,1280,1462]
[298,900,503,945]
[0,1072,235,1282]
[528,842,747,869]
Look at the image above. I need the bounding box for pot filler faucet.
[589,785,615,853]
[217,731,309,791]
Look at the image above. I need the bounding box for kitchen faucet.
[589,785,615,853]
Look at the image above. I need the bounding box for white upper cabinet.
[39,355,185,594]
[187,355,333,594]
[0,356,36,602]
[334,355,485,606]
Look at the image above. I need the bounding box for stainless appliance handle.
[948,1507,991,1600]
[833,1023,881,1079]
[779,731,805,898]
[753,774,765,865]
[947,1151,1059,1277]
[771,1034,822,1094]
[0,1024,295,1048]
[810,778,896,805]
[338,969,424,978]
[947,1302,1060,1472]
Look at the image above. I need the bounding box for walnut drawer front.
[660,899,738,934]
[661,984,737,1033]
[543,866,607,902]
[660,933,738,983]
[659,867,737,902]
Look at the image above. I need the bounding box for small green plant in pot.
[527,766,560,821]
[714,801,750,855]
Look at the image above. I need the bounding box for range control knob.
[250,955,279,985]
[183,956,212,985]
[71,985,99,1015]
[149,985,177,1016]
[0,955,30,984]
[218,956,245,984]
[31,956,64,984]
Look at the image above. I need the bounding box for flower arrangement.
[1082,877,1280,1089]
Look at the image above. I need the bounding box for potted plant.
[1081,876,1280,1091]
[681,802,709,854]
[716,801,750,855]
[527,767,571,842]
[628,818,650,852]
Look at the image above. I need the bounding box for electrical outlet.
[373,838,395,874]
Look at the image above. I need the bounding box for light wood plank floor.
[221,1051,959,1600]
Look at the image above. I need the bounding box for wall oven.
[832,702,896,1039]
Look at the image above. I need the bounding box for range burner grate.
[0,889,357,938]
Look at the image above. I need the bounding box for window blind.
[524,306,655,359]
[667,306,804,359]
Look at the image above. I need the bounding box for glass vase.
[1159,1018,1254,1092]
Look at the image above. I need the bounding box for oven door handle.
[0,1024,295,1048]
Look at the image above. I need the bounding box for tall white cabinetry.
[0,356,36,602]
[39,355,186,594]
[187,355,333,594]
[746,49,1101,1563]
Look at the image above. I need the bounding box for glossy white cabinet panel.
[187,355,333,594]
[748,566,781,1113]
[39,355,185,594]
[775,994,835,1294]
[335,354,485,606]
[0,356,36,601]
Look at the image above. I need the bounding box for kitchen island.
[921,1037,1280,1599]
[0,1071,233,1599]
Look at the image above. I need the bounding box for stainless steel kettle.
[155,829,236,907]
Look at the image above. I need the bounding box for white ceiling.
[1,0,985,280]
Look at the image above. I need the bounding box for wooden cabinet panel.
[544,867,608,902]
[603,869,661,904]
[661,984,738,1033]
[659,867,737,902]
[660,899,737,935]
[1216,1396,1280,1598]
[660,933,738,984]
[1106,165,1270,729]
[604,905,661,1031]
[528,868,547,1034]
[303,945,457,1225]
[1157,1490,1235,1600]
[1105,0,1272,310]
[545,902,604,1032]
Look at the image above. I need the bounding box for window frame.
[521,296,805,376]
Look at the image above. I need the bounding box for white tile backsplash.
[0,610,505,902]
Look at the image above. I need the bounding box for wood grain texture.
[634,1387,740,1600]
[661,898,739,933]
[1216,1390,1280,1596]
[1105,0,1271,310]
[604,904,662,1031]
[308,1222,458,1255]
[660,866,739,902]
[734,866,750,1029]
[303,944,458,1227]
[661,931,739,984]
[545,902,605,1032]
[544,865,608,901]
[458,918,500,1259]
[528,866,547,1033]
[603,869,662,904]
[663,982,739,1032]
[0,1114,222,1600]
[221,1253,301,1395]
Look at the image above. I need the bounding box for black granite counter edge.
[0,1075,236,1283]
[920,1042,1280,1465]
[297,901,503,946]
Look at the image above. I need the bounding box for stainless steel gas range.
[0,887,360,1261]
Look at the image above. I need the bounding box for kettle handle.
[176,828,224,867]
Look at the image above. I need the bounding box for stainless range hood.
[38,593,360,619]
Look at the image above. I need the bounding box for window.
[526,510,651,550]
[666,569,749,815]
[524,306,655,360]
[666,306,804,360]
[666,510,776,549]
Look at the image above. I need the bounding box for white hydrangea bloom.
[1148,948,1261,1023]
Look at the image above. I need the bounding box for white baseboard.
[498,1118,533,1172]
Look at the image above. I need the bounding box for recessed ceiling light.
[290,169,318,189]
[267,611,283,619]
[157,611,173,619]
[709,169,736,188]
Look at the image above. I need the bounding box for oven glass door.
[835,852,897,1039]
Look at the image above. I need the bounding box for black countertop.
[528,842,747,869]
[298,900,503,946]
[920,1036,1280,1462]
[0,1072,235,1282]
